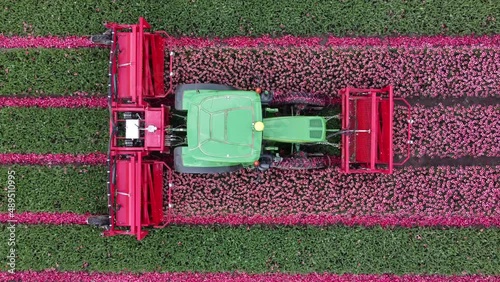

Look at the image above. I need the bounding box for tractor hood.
[185,90,263,164]
[262,116,326,143]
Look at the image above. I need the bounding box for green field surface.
[0,224,498,274]
[0,165,106,213]
[0,108,107,153]
[0,0,498,37]
[0,49,107,96]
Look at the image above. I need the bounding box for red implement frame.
[102,18,174,240]
[340,86,412,174]
[97,18,411,240]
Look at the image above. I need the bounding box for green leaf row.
[0,48,108,96]
[0,165,107,214]
[0,224,498,274]
[0,107,108,154]
[0,0,498,37]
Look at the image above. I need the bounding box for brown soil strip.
[404,96,500,107]
[402,156,500,167]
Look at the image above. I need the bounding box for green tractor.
[173,83,350,173]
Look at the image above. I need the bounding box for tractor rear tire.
[272,156,331,170]
[270,92,328,107]
[90,34,112,46]
[87,215,110,227]
[173,147,243,174]
[175,83,237,111]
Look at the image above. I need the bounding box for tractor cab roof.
[185,90,263,164]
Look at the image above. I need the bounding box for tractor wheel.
[175,83,237,111]
[260,90,274,105]
[270,92,328,107]
[87,215,110,227]
[272,156,333,170]
[90,33,112,46]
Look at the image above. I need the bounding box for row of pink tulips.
[172,47,499,98]
[0,35,94,48]
[2,211,497,228]
[0,153,106,165]
[1,34,499,49]
[170,165,498,223]
[0,270,495,282]
[0,96,107,108]
[0,211,87,225]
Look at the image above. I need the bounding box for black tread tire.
[272,156,331,170]
[87,215,110,227]
[270,92,328,107]
[175,83,237,111]
[90,34,112,45]
[174,147,243,174]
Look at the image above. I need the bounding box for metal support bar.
[370,92,377,170]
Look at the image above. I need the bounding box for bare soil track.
[406,96,500,107]
[403,156,500,167]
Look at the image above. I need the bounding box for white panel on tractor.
[125,119,140,139]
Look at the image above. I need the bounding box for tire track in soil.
[401,156,500,167]
[405,96,500,107]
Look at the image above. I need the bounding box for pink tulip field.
[172,47,499,98]
[0,1,499,281]
[405,104,499,158]
[165,164,500,227]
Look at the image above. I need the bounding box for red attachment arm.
[340,86,398,174]
[104,153,164,240]
[102,18,174,240]
[108,17,169,104]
